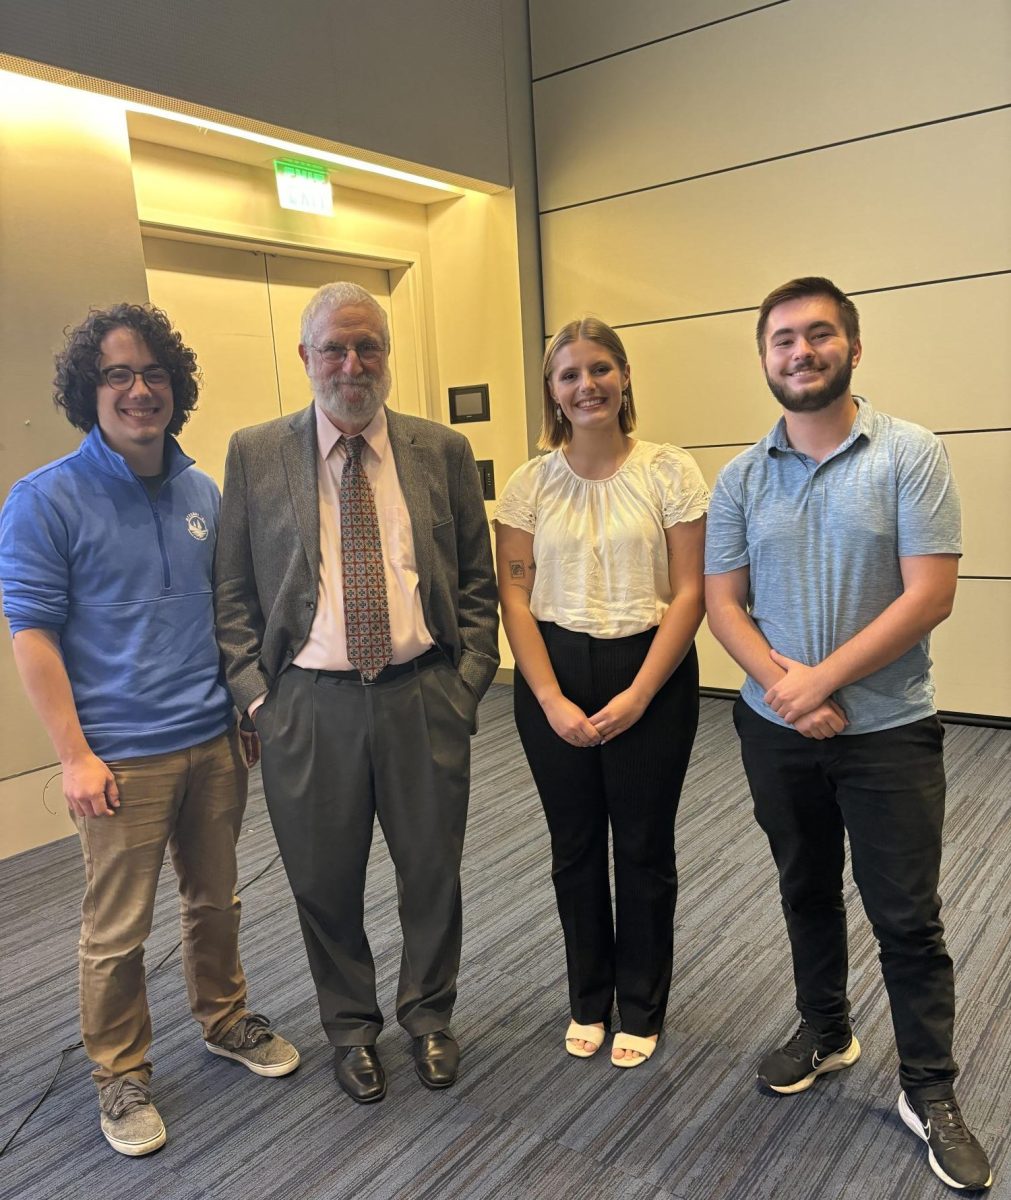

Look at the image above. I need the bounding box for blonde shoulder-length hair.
[538,316,636,450]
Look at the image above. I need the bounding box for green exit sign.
[274,159,333,216]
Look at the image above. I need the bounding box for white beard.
[312,367,391,428]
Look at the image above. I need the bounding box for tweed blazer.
[214,404,499,715]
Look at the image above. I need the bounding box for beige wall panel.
[617,274,1011,449]
[0,74,149,784]
[535,0,1011,211]
[143,238,283,485]
[693,437,751,690]
[621,313,776,449]
[262,256,395,417]
[686,445,752,690]
[696,620,747,693]
[542,110,1011,332]
[850,277,1011,433]
[679,444,744,490]
[530,0,761,79]
[0,767,77,860]
[1,77,149,496]
[427,190,533,674]
[931,580,1010,717]
[941,432,1011,580]
[427,191,530,474]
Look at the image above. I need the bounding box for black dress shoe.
[413,1030,459,1089]
[334,1045,386,1104]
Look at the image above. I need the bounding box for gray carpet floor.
[2,690,1009,1199]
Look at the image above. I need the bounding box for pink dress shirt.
[292,404,434,671]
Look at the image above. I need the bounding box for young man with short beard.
[0,304,299,1157]
[705,277,991,1191]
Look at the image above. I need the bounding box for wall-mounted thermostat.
[475,459,495,501]
[449,384,490,424]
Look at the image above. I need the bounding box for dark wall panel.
[0,0,511,185]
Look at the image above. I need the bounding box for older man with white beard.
[214,282,498,1105]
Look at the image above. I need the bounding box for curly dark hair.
[53,303,200,435]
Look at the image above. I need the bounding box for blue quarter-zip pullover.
[0,426,233,758]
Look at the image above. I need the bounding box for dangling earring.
[621,391,630,412]
[555,404,562,423]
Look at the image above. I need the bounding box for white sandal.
[611,1032,658,1067]
[565,1020,606,1058]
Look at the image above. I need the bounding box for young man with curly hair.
[0,304,299,1157]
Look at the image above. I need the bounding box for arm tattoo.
[507,558,535,597]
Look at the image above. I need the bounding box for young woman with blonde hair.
[495,317,708,1066]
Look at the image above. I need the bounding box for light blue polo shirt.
[705,398,961,734]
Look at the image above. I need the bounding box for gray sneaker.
[99,1077,166,1156]
[205,1013,300,1077]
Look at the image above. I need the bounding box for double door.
[143,236,419,484]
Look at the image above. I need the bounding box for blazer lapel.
[282,406,320,576]
[387,409,432,609]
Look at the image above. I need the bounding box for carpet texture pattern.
[2,691,1008,1198]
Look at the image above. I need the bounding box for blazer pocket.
[432,515,458,563]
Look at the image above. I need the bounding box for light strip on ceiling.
[122,99,461,193]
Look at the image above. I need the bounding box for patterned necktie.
[340,435,392,680]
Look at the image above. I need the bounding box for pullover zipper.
[152,507,171,590]
[142,484,172,591]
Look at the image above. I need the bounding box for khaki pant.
[73,728,248,1086]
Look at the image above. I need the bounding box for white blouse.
[495,440,710,638]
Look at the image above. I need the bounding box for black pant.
[514,624,699,1037]
[257,659,475,1046]
[734,699,957,1098]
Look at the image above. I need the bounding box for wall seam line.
[545,270,1011,337]
[531,0,793,82]
[538,104,1011,216]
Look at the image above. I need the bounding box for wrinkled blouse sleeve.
[493,456,543,534]
[651,445,711,527]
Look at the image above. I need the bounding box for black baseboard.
[699,687,1009,730]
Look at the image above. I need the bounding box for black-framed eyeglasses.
[101,366,172,391]
[308,341,385,366]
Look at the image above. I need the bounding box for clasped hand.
[764,649,848,739]
[543,688,647,747]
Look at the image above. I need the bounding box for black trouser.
[734,699,958,1099]
[257,658,475,1046]
[514,624,699,1037]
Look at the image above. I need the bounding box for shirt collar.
[765,395,873,456]
[314,403,389,462]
